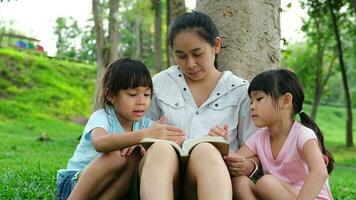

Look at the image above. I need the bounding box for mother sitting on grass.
[139,11,257,200]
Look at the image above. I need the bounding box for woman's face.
[172,30,221,82]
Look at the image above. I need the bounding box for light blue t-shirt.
[58,107,154,174]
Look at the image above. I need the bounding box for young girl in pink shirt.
[217,69,334,199]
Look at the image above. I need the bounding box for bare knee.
[189,143,223,165]
[255,175,275,197]
[143,142,178,163]
[232,176,252,191]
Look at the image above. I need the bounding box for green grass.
[0,48,355,199]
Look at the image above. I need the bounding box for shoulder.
[293,122,317,149]
[222,71,249,87]
[152,66,182,96]
[294,122,316,137]
[152,65,180,83]
[89,109,108,120]
[221,71,250,94]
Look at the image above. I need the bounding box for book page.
[181,136,229,156]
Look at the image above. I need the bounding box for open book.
[140,136,229,161]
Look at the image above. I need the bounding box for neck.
[115,113,133,132]
[268,118,294,141]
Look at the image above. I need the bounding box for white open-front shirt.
[147,66,257,152]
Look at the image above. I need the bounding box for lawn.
[0,48,355,199]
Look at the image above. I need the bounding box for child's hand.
[121,145,146,157]
[144,116,185,143]
[121,145,138,157]
[208,123,228,140]
[224,153,254,177]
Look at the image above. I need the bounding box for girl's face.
[110,86,151,128]
[250,91,279,128]
[172,30,221,82]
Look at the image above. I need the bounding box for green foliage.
[53,17,96,63]
[282,0,355,107]
[52,0,170,72]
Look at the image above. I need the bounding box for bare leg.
[255,174,298,200]
[68,150,127,200]
[231,176,257,200]
[139,142,180,200]
[184,143,232,200]
[98,148,142,200]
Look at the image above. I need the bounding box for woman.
[139,11,257,200]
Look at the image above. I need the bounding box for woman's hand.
[208,123,228,140]
[224,153,254,177]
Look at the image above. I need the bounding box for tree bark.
[166,0,186,66]
[311,10,324,120]
[327,0,353,147]
[196,0,280,80]
[108,0,120,63]
[92,0,120,109]
[134,17,142,59]
[152,0,163,72]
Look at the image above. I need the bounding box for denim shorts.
[56,170,80,200]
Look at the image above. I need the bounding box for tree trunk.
[92,0,120,109]
[168,0,186,20]
[166,0,186,66]
[134,17,142,59]
[196,0,280,80]
[327,0,353,147]
[152,0,163,72]
[311,12,324,120]
[108,0,120,63]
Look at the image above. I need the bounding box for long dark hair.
[168,11,219,69]
[248,69,334,174]
[97,58,153,112]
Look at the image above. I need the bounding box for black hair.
[168,11,219,68]
[248,69,334,174]
[97,58,153,111]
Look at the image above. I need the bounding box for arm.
[224,144,259,177]
[92,121,185,153]
[296,139,328,200]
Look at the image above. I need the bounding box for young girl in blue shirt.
[57,58,184,200]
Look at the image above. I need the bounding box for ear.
[214,37,222,53]
[104,88,113,103]
[280,93,293,109]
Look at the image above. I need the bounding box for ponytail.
[299,111,334,174]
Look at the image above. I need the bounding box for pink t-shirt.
[245,121,333,200]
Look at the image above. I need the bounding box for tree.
[300,0,336,120]
[92,0,120,109]
[196,0,280,80]
[54,17,81,59]
[327,0,353,147]
[53,17,96,63]
[152,0,163,72]
[166,0,186,66]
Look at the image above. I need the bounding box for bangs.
[248,70,277,98]
[107,59,153,94]
[125,72,153,89]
